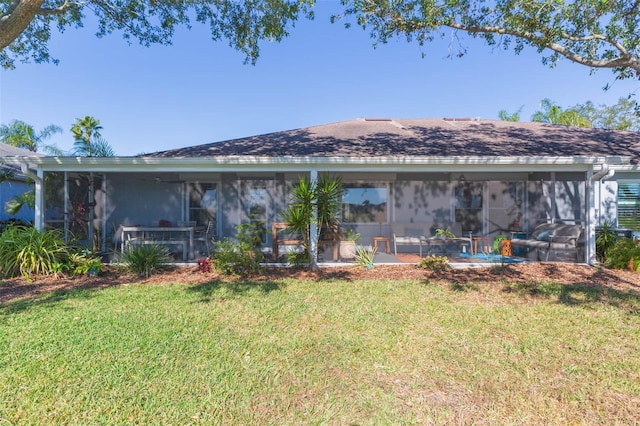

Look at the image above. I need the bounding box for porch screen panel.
[526,180,550,231]
[67,172,92,244]
[393,181,450,223]
[618,183,640,230]
[188,182,217,229]
[240,179,274,245]
[342,184,388,223]
[454,182,483,234]
[554,177,585,225]
[43,171,65,231]
[487,181,524,235]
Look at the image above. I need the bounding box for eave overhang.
[3,155,630,174]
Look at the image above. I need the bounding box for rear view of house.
[3,118,639,265]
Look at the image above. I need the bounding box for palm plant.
[0,119,63,154]
[281,177,316,254]
[532,99,592,128]
[71,116,102,153]
[89,136,116,157]
[71,116,115,157]
[280,175,344,268]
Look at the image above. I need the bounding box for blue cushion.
[535,230,553,242]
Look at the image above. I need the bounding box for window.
[618,183,640,230]
[188,182,217,227]
[342,184,387,223]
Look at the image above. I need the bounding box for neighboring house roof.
[146,118,640,164]
[0,142,41,157]
[0,142,43,180]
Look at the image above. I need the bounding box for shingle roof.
[0,142,41,157]
[147,118,640,164]
[0,142,43,178]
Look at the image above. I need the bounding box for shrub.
[236,219,266,250]
[418,254,451,272]
[596,221,618,262]
[213,240,262,277]
[605,239,640,272]
[119,244,170,278]
[69,250,103,277]
[196,257,211,273]
[354,245,376,269]
[286,249,309,267]
[0,225,71,279]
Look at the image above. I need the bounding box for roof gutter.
[589,164,615,186]
[20,163,41,184]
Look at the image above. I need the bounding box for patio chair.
[194,220,214,256]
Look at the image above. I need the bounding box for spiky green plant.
[280,175,343,267]
[119,244,170,278]
[354,245,377,269]
[0,225,71,278]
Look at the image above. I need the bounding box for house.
[0,142,41,225]
[3,118,640,264]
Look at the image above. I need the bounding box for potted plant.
[493,234,509,255]
[435,228,455,239]
[339,227,360,260]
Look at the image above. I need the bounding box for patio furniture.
[193,220,214,256]
[472,237,492,255]
[272,222,303,260]
[372,236,390,254]
[121,225,195,260]
[393,222,472,256]
[510,223,583,261]
[392,222,430,255]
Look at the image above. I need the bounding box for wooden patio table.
[121,225,195,260]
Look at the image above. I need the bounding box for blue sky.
[1,2,638,156]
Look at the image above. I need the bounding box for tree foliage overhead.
[571,96,640,131]
[4,1,640,80]
[0,0,314,69]
[71,115,115,157]
[531,98,592,127]
[337,0,640,80]
[0,119,62,153]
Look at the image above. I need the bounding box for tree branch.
[0,0,45,50]
[36,0,79,16]
[445,22,640,74]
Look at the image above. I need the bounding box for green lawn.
[1,276,640,424]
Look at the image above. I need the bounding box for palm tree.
[71,115,102,156]
[70,116,115,157]
[498,107,523,122]
[90,136,115,157]
[0,120,63,154]
[532,99,591,128]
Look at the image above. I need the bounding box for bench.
[510,223,583,262]
[272,222,304,260]
[271,223,338,261]
[392,222,471,256]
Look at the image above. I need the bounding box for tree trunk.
[0,0,44,50]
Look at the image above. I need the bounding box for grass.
[1,276,640,424]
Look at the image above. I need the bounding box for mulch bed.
[2,262,640,305]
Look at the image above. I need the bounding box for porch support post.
[586,170,596,265]
[101,174,107,253]
[310,169,319,271]
[19,163,44,230]
[64,172,69,242]
[34,168,44,230]
[550,172,556,223]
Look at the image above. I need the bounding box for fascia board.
[14,155,627,173]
